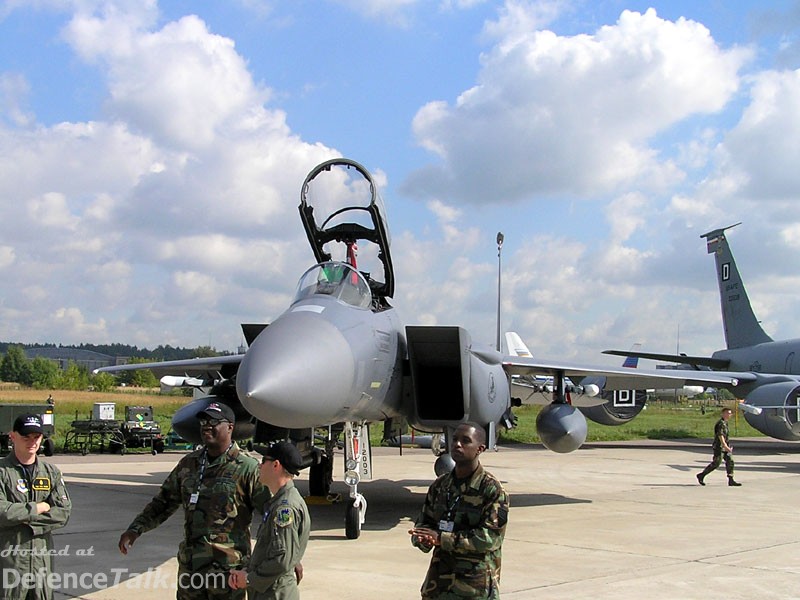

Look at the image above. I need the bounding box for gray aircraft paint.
[606,224,800,441]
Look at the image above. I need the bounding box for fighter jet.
[605,223,800,442]
[96,159,739,538]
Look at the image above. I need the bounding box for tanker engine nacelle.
[740,381,800,441]
[578,386,647,426]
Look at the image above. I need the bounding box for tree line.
[0,344,223,392]
[0,341,223,361]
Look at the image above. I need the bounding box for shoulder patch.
[274,506,293,527]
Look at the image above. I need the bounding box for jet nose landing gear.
[343,422,372,539]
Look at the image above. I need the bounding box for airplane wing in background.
[502,356,752,391]
[603,349,730,370]
[96,354,243,381]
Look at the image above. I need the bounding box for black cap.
[13,414,43,435]
[197,402,235,423]
[255,441,303,476]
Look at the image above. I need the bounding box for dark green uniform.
[126,443,265,599]
[699,417,735,478]
[413,464,509,599]
[0,454,71,600]
[245,479,310,600]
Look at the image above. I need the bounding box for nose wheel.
[342,421,371,539]
[345,493,367,539]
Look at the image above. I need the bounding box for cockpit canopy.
[293,262,372,310]
[299,158,394,299]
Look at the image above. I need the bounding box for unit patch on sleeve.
[274,506,293,527]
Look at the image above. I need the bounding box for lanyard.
[444,485,461,521]
[194,443,233,496]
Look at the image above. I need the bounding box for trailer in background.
[0,403,56,456]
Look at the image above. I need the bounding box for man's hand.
[118,530,140,555]
[294,563,303,584]
[409,526,440,547]
[35,502,50,514]
[228,569,247,590]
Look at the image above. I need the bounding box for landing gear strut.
[343,422,371,539]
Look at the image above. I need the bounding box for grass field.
[497,401,765,444]
[0,386,765,453]
[0,387,184,453]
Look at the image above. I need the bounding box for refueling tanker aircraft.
[96,159,739,538]
[605,223,800,442]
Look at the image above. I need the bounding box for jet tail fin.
[505,332,533,357]
[621,343,641,368]
[700,224,772,349]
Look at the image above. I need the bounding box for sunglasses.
[199,418,230,428]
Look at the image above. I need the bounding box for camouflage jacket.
[413,464,509,599]
[713,418,729,450]
[245,479,310,600]
[127,443,266,571]
[0,453,71,600]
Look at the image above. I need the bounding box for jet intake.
[405,325,511,444]
[741,382,800,441]
[406,326,468,424]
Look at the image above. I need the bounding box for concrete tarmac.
[39,439,800,599]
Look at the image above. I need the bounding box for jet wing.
[502,356,751,390]
[93,354,243,380]
[602,349,730,370]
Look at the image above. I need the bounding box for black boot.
[728,478,742,487]
[696,473,705,486]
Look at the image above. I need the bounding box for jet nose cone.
[236,310,355,428]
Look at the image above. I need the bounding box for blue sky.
[2,0,800,365]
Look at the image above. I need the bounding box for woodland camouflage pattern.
[413,464,509,599]
[127,443,266,572]
[713,418,729,449]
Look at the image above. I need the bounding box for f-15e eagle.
[96,159,738,538]
[606,223,800,442]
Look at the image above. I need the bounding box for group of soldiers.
[0,403,741,599]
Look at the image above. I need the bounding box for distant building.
[24,348,129,372]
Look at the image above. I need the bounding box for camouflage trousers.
[176,565,245,600]
[421,571,500,599]
[422,593,499,600]
[700,448,734,478]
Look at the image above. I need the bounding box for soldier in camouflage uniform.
[410,422,509,599]
[229,441,310,600]
[0,414,71,600]
[697,407,741,486]
[118,402,266,599]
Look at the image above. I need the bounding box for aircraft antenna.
[495,232,504,352]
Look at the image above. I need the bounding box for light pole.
[496,232,504,352]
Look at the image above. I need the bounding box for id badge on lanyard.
[189,450,208,510]
[438,519,455,532]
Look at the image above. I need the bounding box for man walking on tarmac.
[697,407,742,486]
